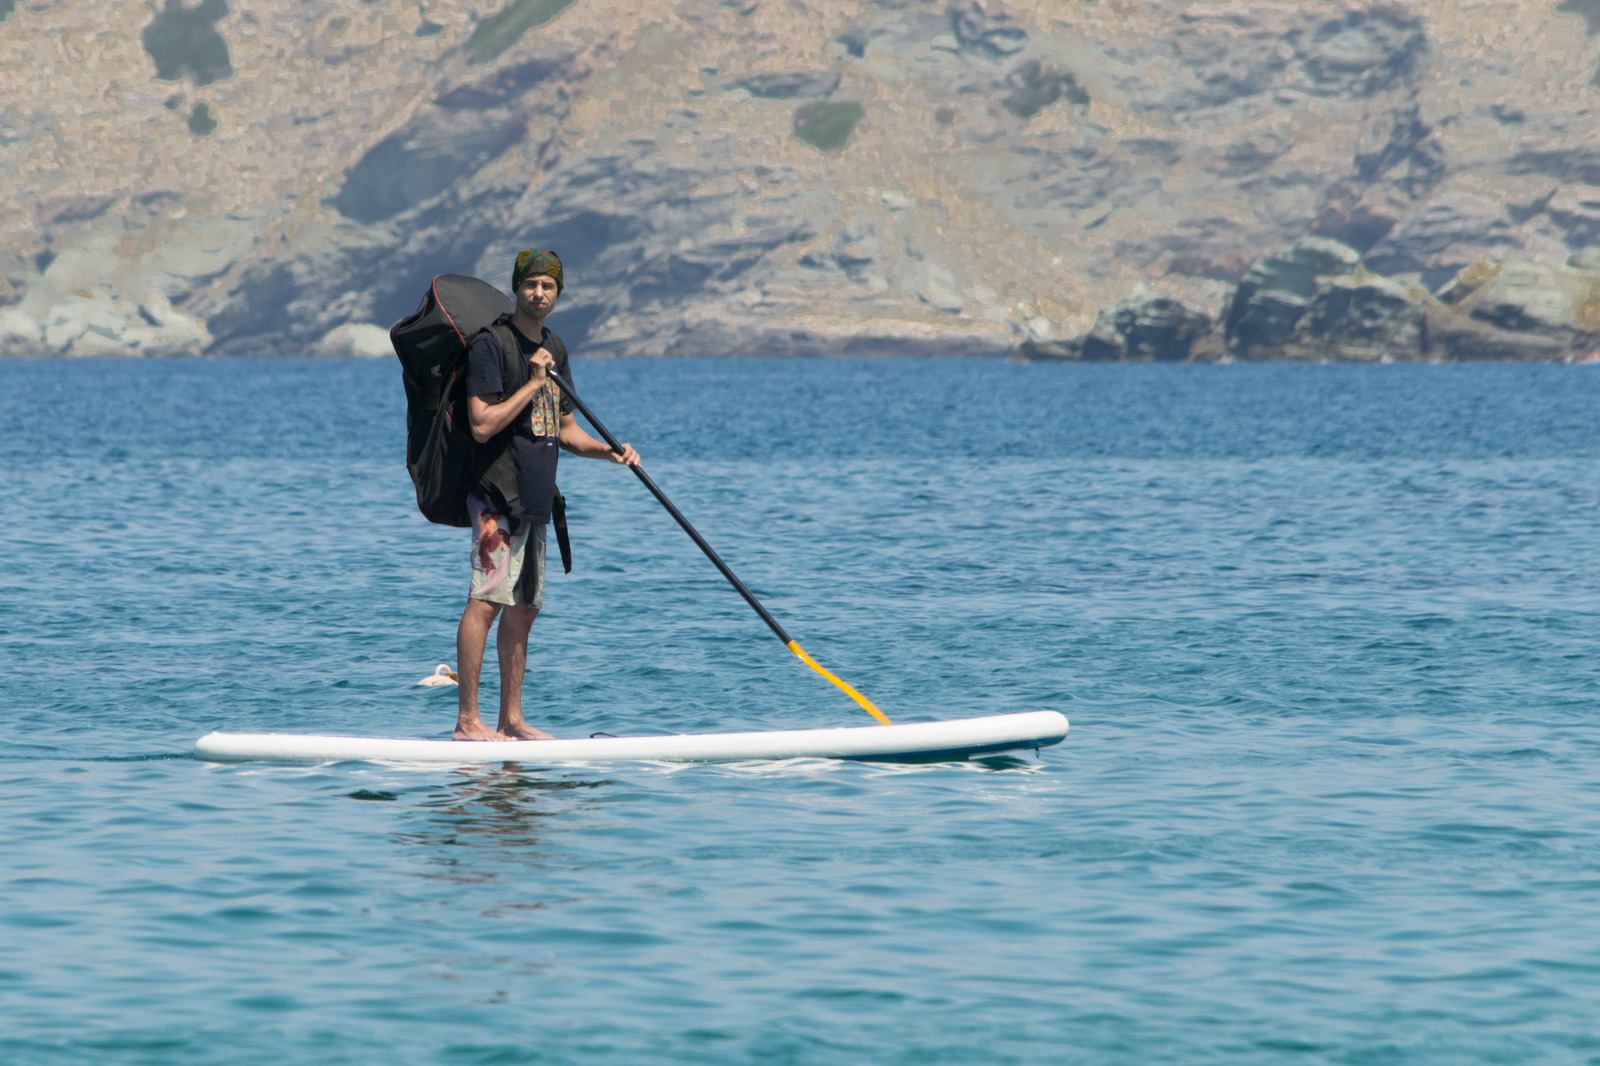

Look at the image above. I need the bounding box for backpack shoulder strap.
[480,317,523,399]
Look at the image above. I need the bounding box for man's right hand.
[529,346,555,384]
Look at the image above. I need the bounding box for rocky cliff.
[5,0,1600,360]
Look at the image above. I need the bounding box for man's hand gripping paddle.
[547,369,892,726]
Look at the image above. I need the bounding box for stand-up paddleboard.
[193,711,1068,765]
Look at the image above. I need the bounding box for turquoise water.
[4,358,1600,1063]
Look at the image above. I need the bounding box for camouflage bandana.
[512,248,564,294]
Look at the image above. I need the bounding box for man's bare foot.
[453,722,512,741]
[499,722,557,741]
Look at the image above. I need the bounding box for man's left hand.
[609,443,641,467]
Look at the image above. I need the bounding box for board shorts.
[468,495,545,610]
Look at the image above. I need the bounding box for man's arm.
[467,343,554,442]
[468,382,541,442]
[558,410,640,466]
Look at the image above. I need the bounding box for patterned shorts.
[468,496,545,610]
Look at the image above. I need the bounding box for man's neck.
[509,309,546,339]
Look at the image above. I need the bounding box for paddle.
[547,368,892,726]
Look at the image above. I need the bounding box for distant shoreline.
[5,350,1598,365]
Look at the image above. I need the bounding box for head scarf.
[512,249,564,294]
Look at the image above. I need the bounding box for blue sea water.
[3,356,1600,1064]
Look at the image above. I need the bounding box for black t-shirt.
[465,321,573,524]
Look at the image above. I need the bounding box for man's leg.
[494,605,555,740]
[455,598,510,741]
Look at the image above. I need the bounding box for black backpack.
[389,274,572,570]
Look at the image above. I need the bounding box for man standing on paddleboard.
[455,249,640,741]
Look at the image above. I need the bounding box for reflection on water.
[966,754,1037,772]
[392,764,613,865]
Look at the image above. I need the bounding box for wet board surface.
[194,711,1069,765]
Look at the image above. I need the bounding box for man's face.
[518,274,559,317]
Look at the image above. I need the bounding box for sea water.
[3,357,1600,1064]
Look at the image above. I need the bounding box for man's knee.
[501,605,539,631]
[463,598,502,623]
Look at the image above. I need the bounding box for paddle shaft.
[547,370,789,640]
[547,369,890,726]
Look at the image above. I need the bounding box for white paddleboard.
[193,710,1068,765]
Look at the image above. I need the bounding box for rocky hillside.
[5,0,1600,360]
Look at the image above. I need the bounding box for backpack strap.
[485,318,524,398]
[552,489,572,574]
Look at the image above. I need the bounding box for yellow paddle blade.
[786,640,892,726]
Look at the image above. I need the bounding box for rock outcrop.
[1019,294,1215,362]
[1227,238,1364,358]
[1305,274,1427,362]
[1020,238,1600,363]
[6,1,1600,359]
[1429,259,1600,361]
